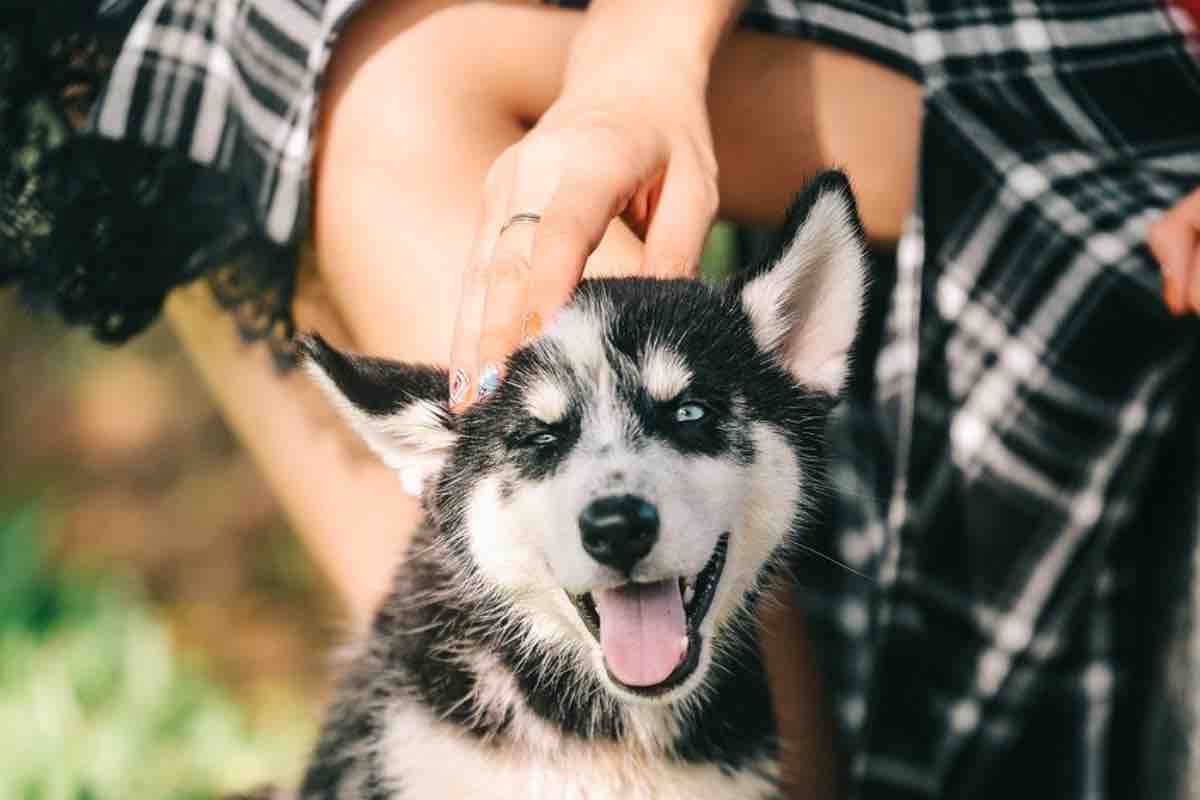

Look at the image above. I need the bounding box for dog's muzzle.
[570,526,730,696]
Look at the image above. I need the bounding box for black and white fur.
[256,171,866,800]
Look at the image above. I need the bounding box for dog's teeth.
[683,584,695,606]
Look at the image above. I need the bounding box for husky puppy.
[269,171,866,800]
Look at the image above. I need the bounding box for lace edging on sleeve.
[0,0,353,368]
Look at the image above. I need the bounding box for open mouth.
[569,533,729,697]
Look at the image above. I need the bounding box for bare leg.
[165,254,408,627]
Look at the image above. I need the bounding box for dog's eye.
[526,431,559,447]
[674,402,707,423]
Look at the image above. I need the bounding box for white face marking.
[639,344,693,402]
[464,477,581,648]
[543,304,609,380]
[706,423,802,628]
[523,377,571,424]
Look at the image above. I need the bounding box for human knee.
[320,2,522,149]
[400,2,518,83]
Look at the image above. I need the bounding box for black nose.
[579,495,660,573]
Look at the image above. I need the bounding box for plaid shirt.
[740,2,1200,798]
[89,0,365,245]
[86,0,1200,797]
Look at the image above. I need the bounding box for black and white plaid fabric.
[81,0,1200,797]
[89,0,364,245]
[736,2,1200,798]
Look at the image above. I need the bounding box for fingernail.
[477,364,502,399]
[450,368,469,405]
[521,311,543,343]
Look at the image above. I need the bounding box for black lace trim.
[1,0,299,367]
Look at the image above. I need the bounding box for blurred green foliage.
[701,222,738,284]
[0,503,314,800]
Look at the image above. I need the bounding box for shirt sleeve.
[1,0,369,358]
[90,0,368,245]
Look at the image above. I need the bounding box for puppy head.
[301,170,867,705]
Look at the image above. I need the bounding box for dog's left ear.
[733,170,868,394]
[298,334,457,496]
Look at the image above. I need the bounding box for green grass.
[0,504,315,800]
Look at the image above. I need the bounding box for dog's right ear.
[298,334,457,495]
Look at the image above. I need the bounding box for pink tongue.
[592,579,687,687]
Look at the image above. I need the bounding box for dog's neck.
[367,522,780,772]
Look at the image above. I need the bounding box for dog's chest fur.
[375,704,780,800]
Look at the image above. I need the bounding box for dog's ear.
[732,170,868,394]
[299,334,456,496]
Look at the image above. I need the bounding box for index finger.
[448,152,516,409]
[474,220,538,398]
[468,143,566,401]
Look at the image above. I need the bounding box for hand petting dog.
[447,0,743,410]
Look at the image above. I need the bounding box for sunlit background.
[0,297,338,798]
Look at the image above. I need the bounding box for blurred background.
[0,225,742,800]
[0,293,339,798]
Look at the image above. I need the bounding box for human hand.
[446,15,726,409]
[1150,186,1200,315]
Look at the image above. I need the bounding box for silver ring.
[499,212,542,236]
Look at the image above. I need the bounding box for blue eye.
[675,403,706,423]
[528,432,558,446]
